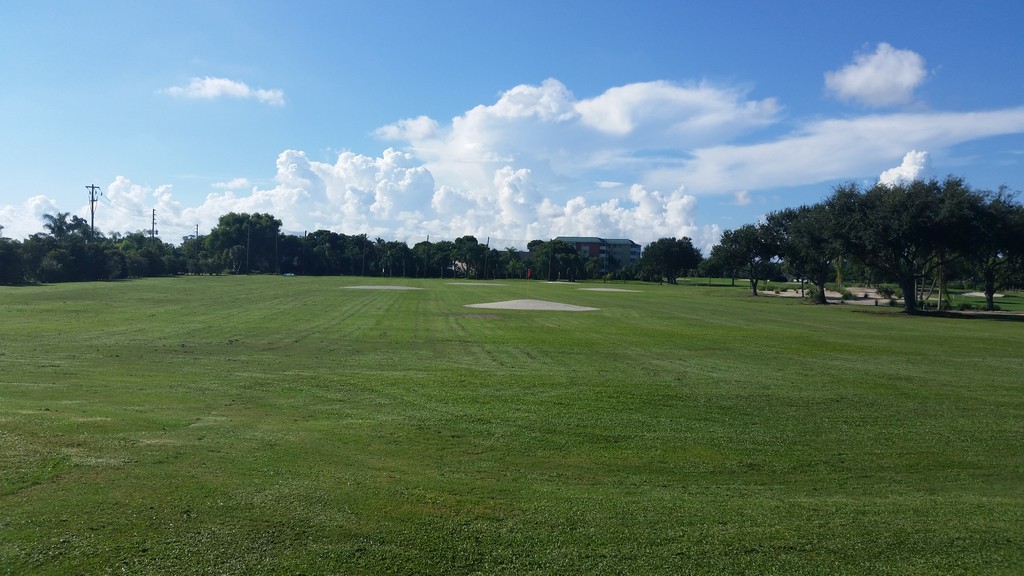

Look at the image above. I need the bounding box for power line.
[98,196,149,220]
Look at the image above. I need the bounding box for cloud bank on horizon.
[3,43,1024,251]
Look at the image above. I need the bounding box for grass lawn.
[1,276,1022,574]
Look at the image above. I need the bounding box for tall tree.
[527,240,582,281]
[768,205,839,304]
[453,235,486,278]
[205,212,282,274]
[0,234,25,285]
[716,223,779,296]
[965,188,1024,310]
[828,177,984,313]
[639,237,703,284]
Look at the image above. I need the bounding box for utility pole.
[150,209,158,241]
[483,236,490,280]
[548,240,553,281]
[246,219,251,273]
[86,185,102,237]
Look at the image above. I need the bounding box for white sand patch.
[345,285,423,290]
[465,299,599,311]
[963,291,1003,298]
[769,287,896,305]
[446,282,508,286]
[579,288,641,293]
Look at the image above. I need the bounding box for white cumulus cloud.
[164,77,285,106]
[575,80,779,138]
[825,43,926,106]
[376,78,781,210]
[10,76,1024,252]
[879,150,931,186]
[0,196,59,240]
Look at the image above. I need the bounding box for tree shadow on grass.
[853,307,1024,322]
[925,310,1024,322]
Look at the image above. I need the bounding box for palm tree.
[42,212,72,240]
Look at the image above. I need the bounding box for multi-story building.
[554,236,641,273]
[603,239,642,271]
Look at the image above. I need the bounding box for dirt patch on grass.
[465,299,599,311]
[579,288,641,293]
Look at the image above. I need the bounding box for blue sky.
[2,1,1023,252]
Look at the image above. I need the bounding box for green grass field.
[1,276,1022,574]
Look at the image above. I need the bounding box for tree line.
[700,177,1024,312]
[2,177,1021,313]
[0,212,644,285]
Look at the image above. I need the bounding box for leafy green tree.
[0,234,25,285]
[639,237,703,284]
[500,247,522,279]
[411,241,433,278]
[527,239,582,280]
[304,230,345,275]
[115,231,171,278]
[205,212,282,274]
[379,240,412,277]
[344,234,373,276]
[476,246,499,280]
[964,188,1024,310]
[768,204,839,304]
[276,233,304,275]
[24,213,113,281]
[699,243,740,285]
[453,235,486,278]
[432,240,454,278]
[716,223,779,296]
[828,177,985,313]
[44,211,103,243]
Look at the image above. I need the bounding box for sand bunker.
[963,291,1003,298]
[446,282,508,286]
[345,285,423,290]
[465,299,599,311]
[579,288,640,293]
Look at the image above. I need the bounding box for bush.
[876,285,896,299]
[958,302,975,311]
